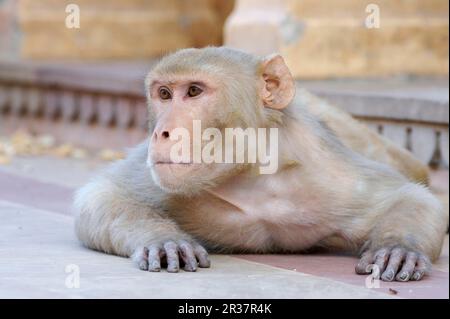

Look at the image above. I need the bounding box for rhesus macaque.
[305,99,430,185]
[74,47,447,281]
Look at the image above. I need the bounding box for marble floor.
[0,156,447,299]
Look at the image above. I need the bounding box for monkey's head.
[145,47,295,195]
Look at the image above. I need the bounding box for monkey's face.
[144,47,295,195]
[145,74,240,194]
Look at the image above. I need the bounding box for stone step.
[282,19,449,78]
[289,0,449,19]
[225,0,449,78]
[18,0,227,59]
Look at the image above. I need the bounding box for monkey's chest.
[233,199,329,251]
[180,194,331,252]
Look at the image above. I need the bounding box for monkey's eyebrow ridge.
[150,77,212,88]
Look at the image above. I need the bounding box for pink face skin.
[146,52,295,195]
[146,74,236,194]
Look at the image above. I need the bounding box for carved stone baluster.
[43,89,60,119]
[135,99,149,131]
[410,126,438,165]
[365,122,379,134]
[116,97,134,129]
[79,93,96,124]
[376,123,384,135]
[440,130,449,167]
[382,123,407,149]
[0,85,8,113]
[61,90,78,121]
[26,87,42,116]
[10,86,25,116]
[97,95,115,127]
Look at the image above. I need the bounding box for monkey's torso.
[124,135,400,254]
[74,47,446,280]
[158,111,403,253]
[168,165,341,253]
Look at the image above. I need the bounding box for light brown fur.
[74,47,447,281]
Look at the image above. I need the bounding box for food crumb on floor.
[389,288,398,295]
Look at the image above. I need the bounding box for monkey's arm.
[353,176,447,281]
[73,143,210,272]
[298,89,429,185]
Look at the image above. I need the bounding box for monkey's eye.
[158,87,172,100]
[187,85,203,97]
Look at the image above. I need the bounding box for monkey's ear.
[260,54,295,110]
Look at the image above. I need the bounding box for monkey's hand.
[355,246,431,282]
[133,240,211,273]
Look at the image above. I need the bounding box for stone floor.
[0,156,448,299]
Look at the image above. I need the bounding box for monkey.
[303,96,430,185]
[74,47,447,282]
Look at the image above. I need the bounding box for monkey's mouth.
[154,161,193,166]
[152,161,201,172]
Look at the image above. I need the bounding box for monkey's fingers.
[147,244,162,272]
[163,241,180,273]
[178,240,198,272]
[395,252,418,281]
[373,247,390,274]
[411,255,431,281]
[194,244,211,268]
[136,247,150,271]
[357,247,432,282]
[355,251,375,274]
[356,247,392,276]
[381,247,406,282]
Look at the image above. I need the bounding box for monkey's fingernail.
[149,262,160,271]
[412,272,421,281]
[382,270,394,281]
[138,261,148,271]
[149,265,161,272]
[167,267,179,273]
[184,264,197,272]
[399,272,409,281]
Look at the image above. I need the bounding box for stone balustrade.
[0,61,150,149]
[309,87,449,168]
[1,61,448,168]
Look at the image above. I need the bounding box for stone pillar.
[225,0,449,78]
[18,0,228,60]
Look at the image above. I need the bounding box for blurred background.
[0,0,448,173]
[0,1,448,299]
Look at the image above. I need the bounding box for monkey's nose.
[153,130,170,141]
